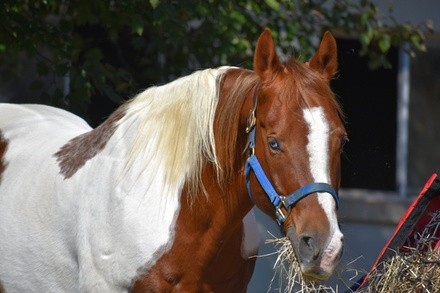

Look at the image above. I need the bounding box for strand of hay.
[264,232,337,293]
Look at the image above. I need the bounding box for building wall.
[375,0,440,26]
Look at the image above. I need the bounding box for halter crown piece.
[244,88,339,226]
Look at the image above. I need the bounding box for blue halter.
[244,100,339,225]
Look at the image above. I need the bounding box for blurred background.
[1,0,438,291]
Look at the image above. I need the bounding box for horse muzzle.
[286,227,344,280]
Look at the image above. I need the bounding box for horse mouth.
[300,265,333,281]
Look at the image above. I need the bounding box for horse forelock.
[284,59,343,120]
[120,66,235,200]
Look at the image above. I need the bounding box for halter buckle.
[275,196,291,224]
[249,145,255,156]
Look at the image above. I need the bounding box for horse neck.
[131,70,258,291]
[186,69,259,230]
[201,162,253,229]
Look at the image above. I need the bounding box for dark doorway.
[332,38,398,191]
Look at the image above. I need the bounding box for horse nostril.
[299,235,319,261]
[302,236,313,248]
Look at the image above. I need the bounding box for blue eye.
[268,138,281,151]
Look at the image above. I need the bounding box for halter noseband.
[244,87,339,226]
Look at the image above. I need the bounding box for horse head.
[246,29,346,280]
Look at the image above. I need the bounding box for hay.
[358,247,439,293]
[264,233,338,293]
[359,210,440,293]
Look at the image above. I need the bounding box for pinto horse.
[0,29,346,292]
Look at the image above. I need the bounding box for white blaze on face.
[302,107,343,272]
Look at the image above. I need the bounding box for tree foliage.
[0,0,431,119]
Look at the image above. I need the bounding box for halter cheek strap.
[244,98,339,226]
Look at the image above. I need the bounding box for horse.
[0,28,346,292]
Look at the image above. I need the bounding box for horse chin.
[300,265,333,281]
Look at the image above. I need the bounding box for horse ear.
[309,31,338,79]
[253,28,281,79]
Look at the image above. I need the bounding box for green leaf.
[135,25,144,36]
[378,34,391,53]
[132,15,144,36]
[410,34,420,44]
[150,0,160,9]
[359,32,371,46]
[264,0,280,10]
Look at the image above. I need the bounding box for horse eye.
[268,138,281,151]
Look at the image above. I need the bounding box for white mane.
[119,66,234,199]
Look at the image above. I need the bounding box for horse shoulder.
[202,210,259,292]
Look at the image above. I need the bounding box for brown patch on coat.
[54,108,125,179]
[0,130,8,182]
